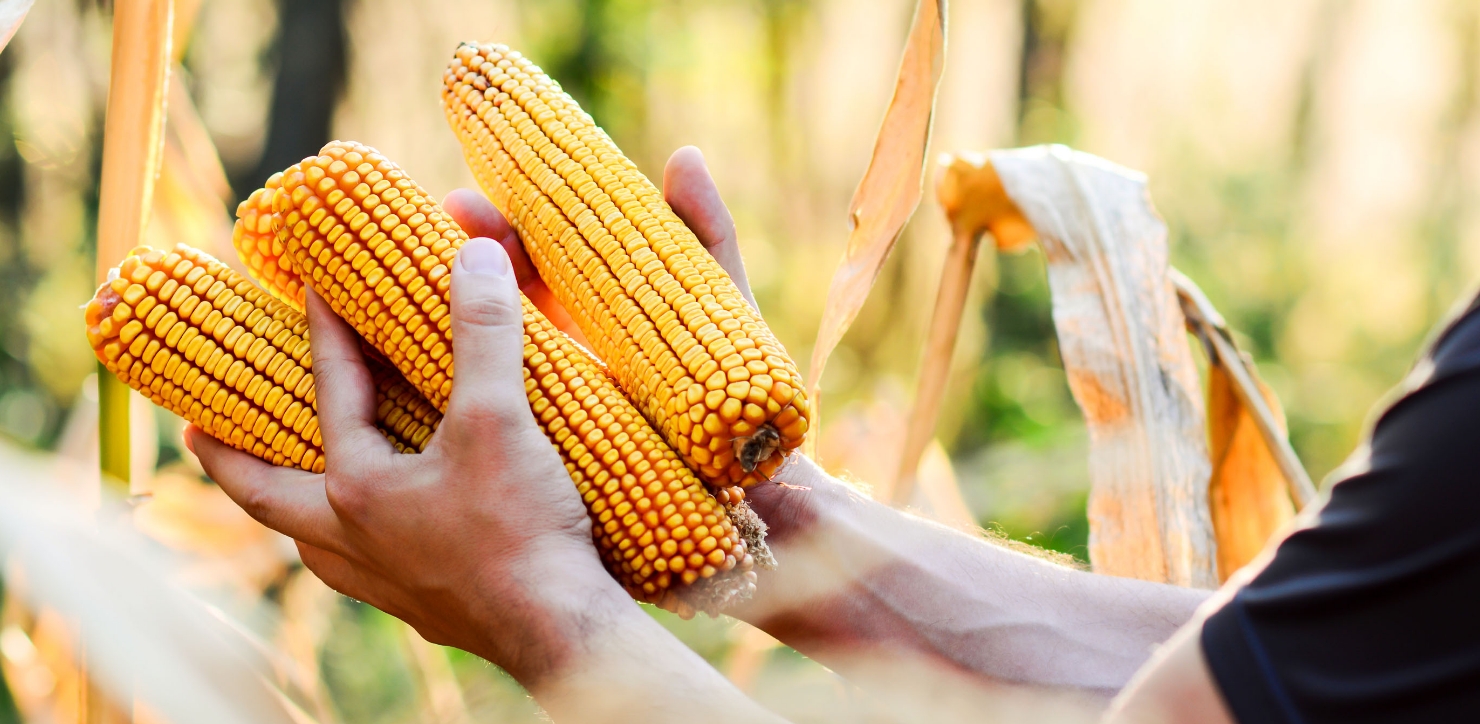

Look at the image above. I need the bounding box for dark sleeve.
[1201,300,1480,724]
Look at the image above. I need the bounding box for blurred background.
[2,0,1478,721]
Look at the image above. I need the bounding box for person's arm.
[1103,602,1235,723]
[735,457,1210,695]
[189,236,782,723]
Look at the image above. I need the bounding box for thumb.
[444,237,530,429]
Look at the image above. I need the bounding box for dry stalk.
[891,153,1035,506]
[90,0,175,719]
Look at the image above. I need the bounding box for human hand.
[186,237,624,687]
[189,147,802,718]
[189,144,788,677]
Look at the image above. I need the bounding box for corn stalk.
[891,152,1035,506]
[92,0,174,719]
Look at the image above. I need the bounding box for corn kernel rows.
[275,143,459,409]
[233,173,306,310]
[235,176,448,454]
[272,141,757,607]
[442,42,809,488]
[85,244,439,473]
[370,356,442,453]
[523,296,754,602]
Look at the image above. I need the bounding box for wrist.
[470,542,635,687]
[744,454,860,543]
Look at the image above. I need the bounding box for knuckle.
[324,474,371,521]
[453,292,519,329]
[234,483,276,522]
[451,388,533,432]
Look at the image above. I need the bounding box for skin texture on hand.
[736,457,1211,695]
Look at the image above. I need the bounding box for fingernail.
[458,237,511,277]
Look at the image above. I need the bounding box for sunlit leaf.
[991,145,1217,589]
[1174,270,1308,582]
[806,0,946,446]
[1205,362,1295,582]
[0,446,301,724]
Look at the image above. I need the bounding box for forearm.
[503,574,785,723]
[738,457,1209,693]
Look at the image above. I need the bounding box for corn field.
[0,0,1476,721]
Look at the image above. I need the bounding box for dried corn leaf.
[991,145,1217,588]
[1206,362,1295,582]
[1173,271,1308,581]
[807,0,946,444]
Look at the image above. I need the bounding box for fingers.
[443,238,534,437]
[305,289,394,459]
[186,426,346,552]
[443,188,511,239]
[443,188,541,289]
[663,146,757,309]
[443,189,590,346]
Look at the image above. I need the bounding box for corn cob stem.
[269,141,766,613]
[440,42,811,489]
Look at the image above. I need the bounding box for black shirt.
[1202,293,1480,723]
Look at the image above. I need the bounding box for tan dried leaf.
[1206,361,1295,582]
[991,145,1217,588]
[807,0,946,444]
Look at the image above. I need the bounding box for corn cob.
[233,172,306,310]
[232,174,448,455]
[84,244,442,473]
[270,141,766,613]
[440,42,810,489]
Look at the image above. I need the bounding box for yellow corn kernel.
[232,173,305,310]
[440,42,809,488]
[85,244,440,472]
[268,141,763,613]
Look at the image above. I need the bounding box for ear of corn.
[233,172,306,311]
[440,42,810,489]
[84,244,441,473]
[269,141,765,614]
[233,183,446,455]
